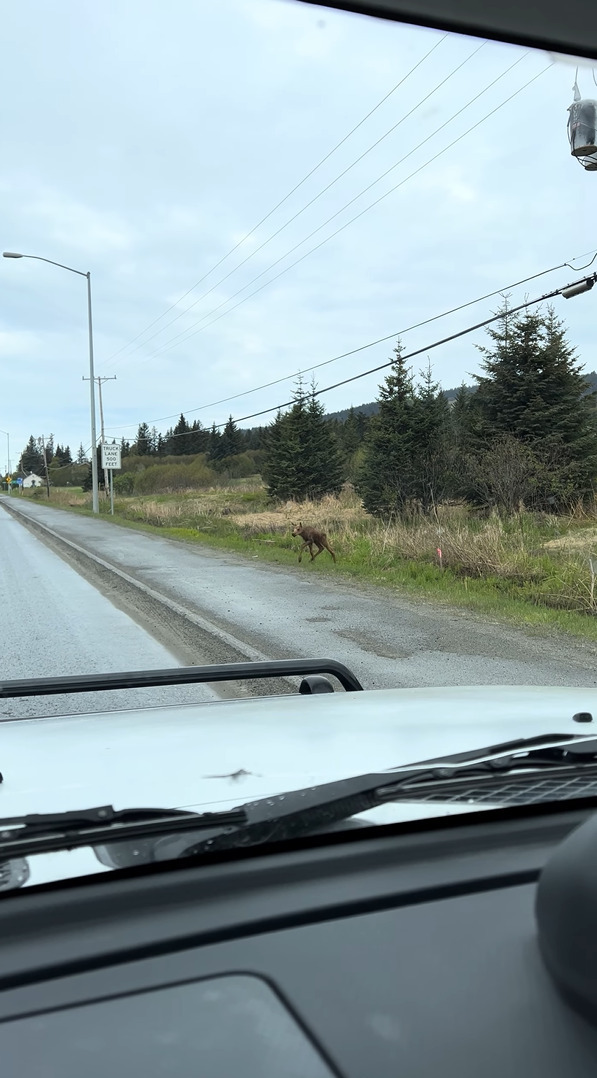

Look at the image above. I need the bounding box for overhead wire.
[107,32,449,365]
[143,53,546,362]
[202,273,596,431]
[112,37,487,365]
[104,247,596,435]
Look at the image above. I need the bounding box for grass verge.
[13,483,597,644]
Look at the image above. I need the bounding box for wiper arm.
[158,733,597,861]
[0,804,248,860]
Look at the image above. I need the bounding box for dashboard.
[1,802,597,1076]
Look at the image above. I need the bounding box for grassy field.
[16,479,597,643]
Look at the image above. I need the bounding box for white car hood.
[0,684,593,888]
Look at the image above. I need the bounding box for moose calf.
[291,522,336,564]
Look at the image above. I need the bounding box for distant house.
[22,474,45,488]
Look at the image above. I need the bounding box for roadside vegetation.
[13,300,597,640]
[19,480,597,641]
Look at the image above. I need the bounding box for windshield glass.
[1,0,597,886]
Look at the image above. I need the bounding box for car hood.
[0,683,592,888]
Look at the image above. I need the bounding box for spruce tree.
[473,301,597,505]
[208,422,226,461]
[410,362,452,510]
[172,414,191,455]
[20,435,44,475]
[135,423,151,455]
[219,416,242,459]
[189,420,209,454]
[263,380,344,501]
[356,342,416,518]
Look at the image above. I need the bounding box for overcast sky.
[1,0,595,470]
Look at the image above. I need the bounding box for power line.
[205,272,597,431]
[105,253,596,436]
[107,32,449,365]
[113,37,486,365]
[144,53,542,362]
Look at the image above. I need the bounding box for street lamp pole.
[3,251,99,513]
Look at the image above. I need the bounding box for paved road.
[0,503,218,719]
[3,496,597,695]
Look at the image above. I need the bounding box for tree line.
[17,302,597,514]
[263,302,597,515]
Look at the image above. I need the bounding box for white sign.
[101,443,122,470]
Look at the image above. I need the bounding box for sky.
[1,0,596,472]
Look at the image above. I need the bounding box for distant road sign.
[101,444,121,470]
[16,478,23,486]
[5,476,11,484]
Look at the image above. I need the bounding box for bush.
[114,472,135,495]
[212,451,266,479]
[133,460,217,493]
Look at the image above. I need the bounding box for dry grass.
[229,488,367,535]
[22,480,597,618]
[544,527,597,553]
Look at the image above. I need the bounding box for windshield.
[1,0,597,886]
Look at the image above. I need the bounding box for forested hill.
[325,370,597,423]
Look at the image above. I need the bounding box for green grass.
[13,485,597,645]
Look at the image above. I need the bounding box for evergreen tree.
[338,407,362,461]
[20,435,44,475]
[189,419,209,454]
[263,380,344,500]
[356,342,416,518]
[171,414,191,455]
[450,385,476,455]
[219,416,242,459]
[120,438,130,458]
[473,302,597,506]
[410,362,452,510]
[76,442,87,465]
[135,422,151,456]
[208,423,224,461]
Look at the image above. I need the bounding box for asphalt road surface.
[2,497,597,707]
[0,502,219,719]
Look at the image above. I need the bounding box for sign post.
[100,443,121,516]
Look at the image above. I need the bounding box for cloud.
[1,0,594,463]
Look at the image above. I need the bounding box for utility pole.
[40,436,51,499]
[83,375,116,498]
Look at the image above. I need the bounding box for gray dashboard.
[1,805,597,1077]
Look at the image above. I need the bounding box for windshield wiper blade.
[0,804,248,860]
[159,733,597,860]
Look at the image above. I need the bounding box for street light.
[0,428,10,477]
[3,251,99,513]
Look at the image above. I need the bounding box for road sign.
[16,478,23,486]
[5,476,11,484]
[101,444,121,470]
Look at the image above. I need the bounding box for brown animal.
[291,522,336,564]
